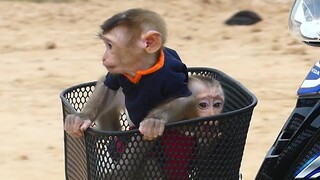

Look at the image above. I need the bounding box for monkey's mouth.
[105,66,116,71]
[105,66,122,75]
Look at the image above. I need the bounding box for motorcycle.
[256,0,320,179]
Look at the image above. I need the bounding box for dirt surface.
[1,0,319,179]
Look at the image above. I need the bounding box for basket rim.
[60,67,258,136]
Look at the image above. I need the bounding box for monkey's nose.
[208,109,216,116]
[102,57,108,64]
[102,51,108,62]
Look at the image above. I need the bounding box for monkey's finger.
[141,129,154,141]
[145,119,155,138]
[64,115,82,138]
[73,131,83,137]
[140,119,153,134]
[158,122,165,136]
[153,120,160,138]
[64,114,75,129]
[64,115,77,134]
[139,121,153,140]
[73,123,84,137]
[143,135,153,141]
[80,120,93,132]
[154,120,165,137]
[147,120,165,139]
[139,121,147,134]
[67,116,84,138]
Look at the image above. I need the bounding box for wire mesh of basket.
[60,67,257,180]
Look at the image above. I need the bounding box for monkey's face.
[188,79,224,117]
[196,87,224,117]
[100,26,144,75]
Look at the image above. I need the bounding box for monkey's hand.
[64,113,93,138]
[139,116,167,141]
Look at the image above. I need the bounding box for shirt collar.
[123,49,164,84]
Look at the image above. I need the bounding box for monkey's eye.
[213,101,224,109]
[198,101,210,110]
[106,42,112,50]
[104,41,113,50]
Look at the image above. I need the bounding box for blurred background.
[0,0,319,179]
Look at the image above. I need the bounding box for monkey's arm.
[79,76,116,121]
[148,96,198,122]
[139,95,197,140]
[64,76,119,137]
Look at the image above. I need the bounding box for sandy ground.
[1,0,320,179]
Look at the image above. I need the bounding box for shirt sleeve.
[164,63,192,98]
[104,73,120,90]
[163,47,182,61]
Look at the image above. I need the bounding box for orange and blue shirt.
[104,47,192,126]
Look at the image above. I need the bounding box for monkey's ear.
[142,30,162,53]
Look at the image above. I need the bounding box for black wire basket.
[60,67,258,180]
